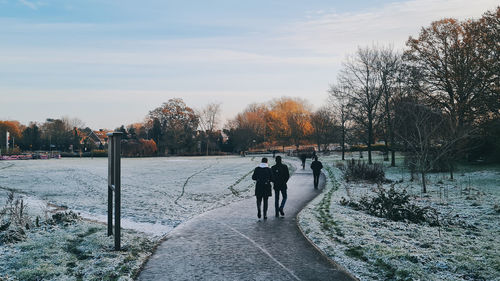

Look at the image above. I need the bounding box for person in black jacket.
[300,154,307,170]
[271,156,290,217]
[310,156,323,189]
[252,157,273,219]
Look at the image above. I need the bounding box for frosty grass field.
[0,156,263,236]
[1,154,498,280]
[0,156,265,280]
[298,152,500,281]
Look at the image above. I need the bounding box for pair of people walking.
[251,156,289,219]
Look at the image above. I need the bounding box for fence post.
[107,132,122,251]
[107,135,114,236]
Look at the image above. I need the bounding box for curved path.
[138,161,356,281]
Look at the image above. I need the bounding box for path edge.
[295,173,360,281]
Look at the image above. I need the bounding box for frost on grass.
[0,207,154,281]
[298,153,500,281]
[0,156,262,237]
[0,156,272,280]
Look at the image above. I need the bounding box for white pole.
[6,131,9,153]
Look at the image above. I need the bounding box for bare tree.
[394,99,444,193]
[197,103,222,155]
[328,84,350,160]
[310,106,336,152]
[376,46,401,166]
[339,46,382,164]
[394,98,469,193]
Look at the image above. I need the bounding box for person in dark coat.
[300,154,307,170]
[252,157,273,219]
[271,156,289,217]
[310,156,323,189]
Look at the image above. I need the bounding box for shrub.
[0,191,31,244]
[341,159,387,183]
[493,203,500,213]
[340,185,439,226]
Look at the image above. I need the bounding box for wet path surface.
[138,162,356,281]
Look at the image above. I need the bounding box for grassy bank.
[298,158,500,281]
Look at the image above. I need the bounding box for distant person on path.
[310,156,323,189]
[252,157,273,219]
[271,156,289,217]
[300,154,307,170]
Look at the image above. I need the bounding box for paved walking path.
[138,161,356,281]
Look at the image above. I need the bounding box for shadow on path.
[138,160,356,281]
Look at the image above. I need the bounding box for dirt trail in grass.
[0,163,14,170]
[174,160,219,206]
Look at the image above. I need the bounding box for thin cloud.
[18,0,38,9]
[285,0,498,55]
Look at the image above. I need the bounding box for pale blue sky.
[0,0,498,129]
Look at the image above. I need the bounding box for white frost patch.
[78,211,173,237]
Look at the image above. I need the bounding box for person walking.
[300,154,307,170]
[252,157,273,219]
[271,156,289,217]
[310,156,323,189]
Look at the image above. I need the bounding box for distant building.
[84,129,112,147]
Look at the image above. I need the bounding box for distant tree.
[226,103,268,151]
[127,125,137,140]
[72,127,81,153]
[129,123,148,139]
[266,97,312,151]
[62,117,84,131]
[149,118,162,155]
[288,110,312,150]
[20,123,41,151]
[0,121,22,152]
[19,124,33,151]
[310,107,335,152]
[146,98,199,155]
[139,139,157,156]
[404,9,500,177]
[118,125,128,139]
[197,103,222,155]
[41,119,73,152]
[329,84,351,160]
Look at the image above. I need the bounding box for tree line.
[0,99,224,157]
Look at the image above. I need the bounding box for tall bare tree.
[328,84,350,160]
[376,46,402,166]
[339,46,382,164]
[197,103,222,155]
